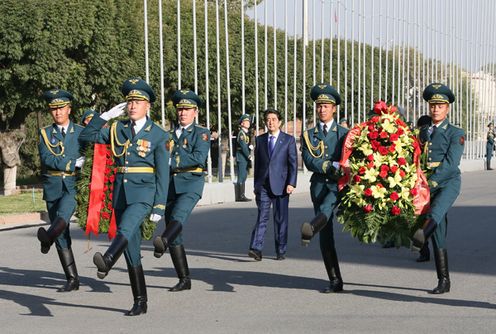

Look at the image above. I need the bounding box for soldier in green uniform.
[412,83,465,294]
[486,122,495,170]
[235,114,253,201]
[153,90,210,292]
[80,78,170,315]
[37,89,85,292]
[300,84,349,293]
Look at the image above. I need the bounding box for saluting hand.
[100,102,127,121]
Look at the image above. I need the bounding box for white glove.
[249,155,253,161]
[149,214,162,223]
[100,102,127,121]
[249,144,254,150]
[332,161,340,170]
[75,156,85,168]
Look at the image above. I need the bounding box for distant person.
[339,118,349,129]
[248,108,297,261]
[37,89,84,292]
[412,83,465,294]
[486,122,495,170]
[235,114,253,202]
[300,84,348,293]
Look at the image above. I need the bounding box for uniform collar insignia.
[69,126,74,133]
[124,123,129,128]
[313,127,319,134]
[144,124,152,132]
[52,128,57,134]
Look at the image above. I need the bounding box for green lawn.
[0,191,46,215]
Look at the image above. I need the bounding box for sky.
[245,0,496,71]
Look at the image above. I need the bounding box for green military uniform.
[486,122,494,170]
[235,113,252,201]
[37,89,84,292]
[414,83,465,295]
[153,89,210,292]
[301,84,349,293]
[80,78,169,316]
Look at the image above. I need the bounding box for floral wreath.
[337,101,430,246]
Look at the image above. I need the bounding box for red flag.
[85,144,108,236]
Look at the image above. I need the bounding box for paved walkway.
[0,170,495,333]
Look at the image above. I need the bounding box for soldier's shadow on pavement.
[347,287,496,310]
[0,266,127,316]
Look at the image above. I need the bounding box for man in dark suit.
[37,88,85,292]
[248,109,297,261]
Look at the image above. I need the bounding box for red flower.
[371,116,380,123]
[368,131,379,140]
[109,175,115,183]
[396,127,404,136]
[353,175,361,183]
[390,165,399,173]
[390,192,399,201]
[108,193,113,200]
[376,183,384,188]
[104,167,111,174]
[368,124,375,131]
[388,144,396,153]
[371,140,381,150]
[358,166,367,175]
[373,100,388,114]
[389,106,398,114]
[397,157,407,166]
[364,188,373,197]
[410,188,418,196]
[389,133,399,142]
[379,131,389,139]
[391,206,401,216]
[363,204,373,213]
[367,161,375,169]
[101,211,111,219]
[367,154,374,162]
[378,146,389,155]
[399,170,406,178]
[107,202,113,210]
[113,167,118,174]
[103,185,108,192]
[379,170,388,178]
[395,118,407,127]
[380,164,389,172]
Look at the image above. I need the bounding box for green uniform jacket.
[301,122,349,185]
[169,124,211,196]
[236,129,251,163]
[38,121,84,202]
[419,118,465,188]
[79,115,170,216]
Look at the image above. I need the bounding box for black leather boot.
[37,217,67,254]
[153,220,182,258]
[234,183,241,201]
[93,234,128,279]
[126,265,147,316]
[321,247,343,293]
[57,248,79,292]
[238,183,251,202]
[169,245,191,292]
[431,248,450,294]
[411,218,437,251]
[488,160,493,170]
[416,242,430,262]
[301,213,327,246]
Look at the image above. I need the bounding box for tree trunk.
[0,129,25,196]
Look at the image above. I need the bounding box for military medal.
[183,138,188,148]
[202,133,209,142]
[136,139,151,157]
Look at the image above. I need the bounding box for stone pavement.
[0,170,495,333]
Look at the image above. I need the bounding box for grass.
[0,191,46,215]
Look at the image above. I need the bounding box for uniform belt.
[427,162,441,168]
[173,167,203,173]
[116,167,155,173]
[46,170,77,177]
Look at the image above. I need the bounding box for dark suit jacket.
[254,131,297,196]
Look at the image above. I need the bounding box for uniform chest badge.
[136,139,152,157]
[183,138,188,148]
[51,137,57,144]
[202,133,209,142]
[166,139,175,152]
[459,136,465,145]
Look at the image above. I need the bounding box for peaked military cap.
[310,84,341,105]
[81,109,96,125]
[43,89,73,109]
[121,78,156,103]
[423,83,455,104]
[239,114,251,124]
[172,89,201,108]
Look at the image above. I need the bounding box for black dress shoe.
[248,249,262,261]
[321,279,344,293]
[276,254,286,260]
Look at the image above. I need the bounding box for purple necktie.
[269,135,275,157]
